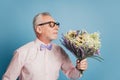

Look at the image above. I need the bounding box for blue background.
[0,0,120,80]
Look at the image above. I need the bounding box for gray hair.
[33,12,51,32]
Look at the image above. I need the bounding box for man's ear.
[36,27,42,34]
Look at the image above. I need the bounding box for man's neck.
[38,37,52,44]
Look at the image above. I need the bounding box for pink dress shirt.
[2,39,81,80]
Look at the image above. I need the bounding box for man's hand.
[76,59,88,71]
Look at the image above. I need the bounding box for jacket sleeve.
[2,51,25,80]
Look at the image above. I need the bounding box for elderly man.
[2,12,87,80]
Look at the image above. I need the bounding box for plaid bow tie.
[40,44,52,50]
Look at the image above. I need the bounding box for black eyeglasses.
[38,21,60,28]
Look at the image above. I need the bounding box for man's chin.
[51,36,58,40]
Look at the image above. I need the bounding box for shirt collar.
[34,38,52,50]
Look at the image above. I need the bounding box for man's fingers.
[76,59,88,70]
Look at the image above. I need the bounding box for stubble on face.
[37,15,59,43]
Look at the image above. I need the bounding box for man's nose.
[54,25,59,30]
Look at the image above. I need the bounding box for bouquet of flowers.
[60,30,103,62]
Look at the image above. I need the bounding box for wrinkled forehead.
[35,15,55,25]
